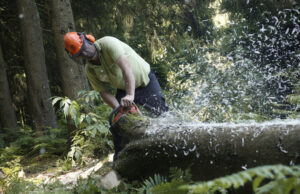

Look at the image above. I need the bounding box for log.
[112,115,300,181]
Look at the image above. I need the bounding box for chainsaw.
[109,102,142,126]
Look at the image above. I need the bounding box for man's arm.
[117,54,135,107]
[100,91,119,109]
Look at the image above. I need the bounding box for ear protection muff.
[83,33,96,43]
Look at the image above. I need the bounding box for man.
[64,32,168,116]
[64,32,168,160]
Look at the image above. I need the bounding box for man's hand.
[121,94,134,107]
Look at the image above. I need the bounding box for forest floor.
[20,153,119,189]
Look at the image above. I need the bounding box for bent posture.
[64,32,168,116]
[64,32,169,160]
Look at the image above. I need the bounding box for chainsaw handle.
[109,105,121,127]
[109,102,141,127]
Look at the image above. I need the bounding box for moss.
[115,114,149,132]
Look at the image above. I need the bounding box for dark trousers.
[110,71,168,160]
[116,71,169,116]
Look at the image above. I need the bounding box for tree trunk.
[0,42,18,132]
[49,0,89,100]
[16,0,57,131]
[112,115,300,181]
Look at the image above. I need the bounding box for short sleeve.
[101,36,125,62]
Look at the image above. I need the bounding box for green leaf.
[91,129,97,138]
[256,181,277,194]
[86,115,92,124]
[63,102,70,117]
[68,147,75,158]
[74,149,82,160]
[151,179,187,194]
[281,177,298,194]
[97,125,108,134]
[77,90,86,97]
[85,96,89,103]
[52,97,62,106]
[240,171,253,182]
[69,106,77,119]
[80,114,86,124]
[253,176,264,191]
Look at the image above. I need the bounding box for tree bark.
[0,42,18,132]
[16,0,57,131]
[112,115,300,181]
[49,0,89,100]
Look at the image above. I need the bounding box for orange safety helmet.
[64,32,95,58]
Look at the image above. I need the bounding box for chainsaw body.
[109,103,141,126]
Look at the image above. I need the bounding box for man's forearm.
[117,55,135,96]
[116,54,136,107]
[100,91,119,109]
[124,70,135,97]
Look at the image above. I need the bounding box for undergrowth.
[51,90,114,166]
[1,164,299,193]
[181,165,300,194]
[0,91,115,192]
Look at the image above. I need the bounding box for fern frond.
[150,179,187,194]
[181,165,300,194]
[138,174,167,194]
[169,167,192,182]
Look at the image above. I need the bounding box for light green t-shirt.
[85,36,150,92]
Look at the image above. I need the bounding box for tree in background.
[49,0,89,100]
[16,0,57,131]
[0,0,29,127]
[0,42,18,133]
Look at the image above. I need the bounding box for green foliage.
[2,165,299,194]
[150,180,188,194]
[169,167,192,183]
[72,176,106,194]
[0,126,68,170]
[1,158,22,180]
[0,126,69,191]
[52,90,113,166]
[138,174,167,194]
[56,157,72,172]
[2,178,36,194]
[136,167,193,194]
[72,175,138,194]
[221,0,295,21]
[181,165,300,194]
[149,167,193,194]
[221,7,300,119]
[0,126,33,164]
[2,177,72,194]
[166,4,300,122]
